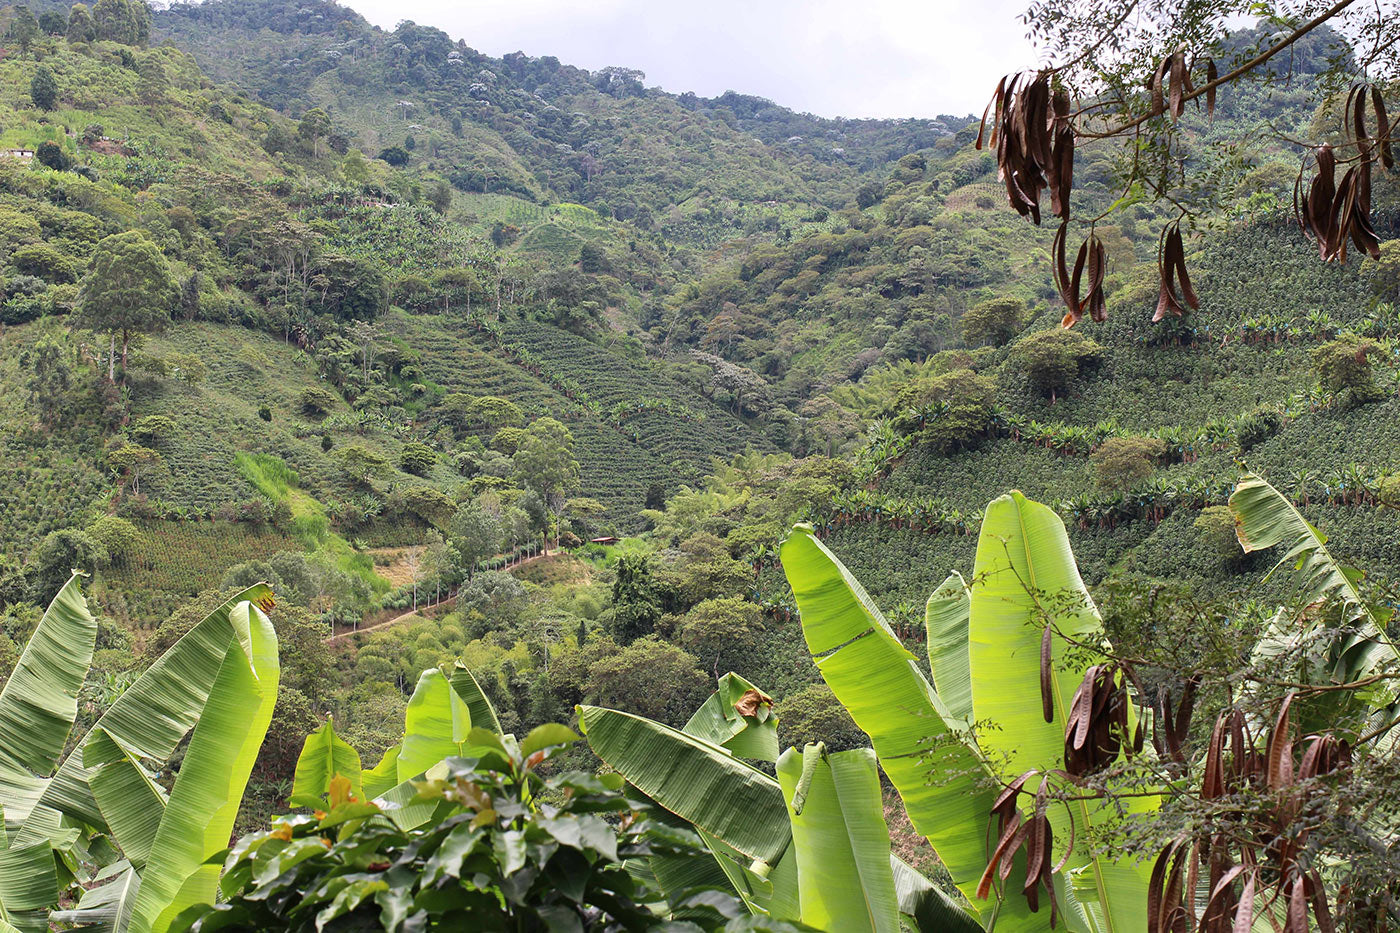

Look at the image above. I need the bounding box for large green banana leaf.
[580,706,789,868]
[925,572,972,727]
[447,663,503,735]
[776,745,899,933]
[1230,471,1400,727]
[128,598,279,933]
[17,584,276,846]
[780,525,1040,929]
[0,573,96,831]
[289,719,364,809]
[358,664,504,803]
[969,492,1151,932]
[581,703,981,931]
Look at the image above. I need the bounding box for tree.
[38,10,65,33]
[106,443,163,495]
[959,296,1024,346]
[30,66,58,110]
[92,0,148,44]
[300,385,338,416]
[779,683,867,752]
[679,596,765,674]
[428,178,452,215]
[471,396,524,431]
[855,180,884,209]
[583,635,711,725]
[448,500,502,579]
[377,145,409,166]
[609,553,661,644]
[10,5,40,52]
[297,106,332,157]
[76,231,176,383]
[399,441,437,477]
[66,3,96,42]
[1312,334,1383,403]
[29,531,106,601]
[18,333,72,429]
[1007,327,1102,400]
[513,418,579,546]
[1089,436,1166,490]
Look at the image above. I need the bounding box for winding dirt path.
[324,548,561,644]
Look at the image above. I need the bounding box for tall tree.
[29,66,57,110]
[76,231,176,382]
[297,107,333,158]
[92,0,148,44]
[65,2,95,42]
[512,418,579,547]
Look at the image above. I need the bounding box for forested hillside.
[2,0,1400,927]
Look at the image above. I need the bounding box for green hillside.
[1,0,1399,923]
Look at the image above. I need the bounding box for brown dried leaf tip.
[1053,222,1107,328]
[977,72,1074,225]
[977,771,1059,925]
[1153,222,1199,323]
[733,687,773,718]
[1149,696,1352,933]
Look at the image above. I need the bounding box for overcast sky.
[338,0,1042,120]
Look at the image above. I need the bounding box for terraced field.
[395,312,771,525]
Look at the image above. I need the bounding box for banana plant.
[290,662,504,832]
[781,490,1159,932]
[1229,471,1400,743]
[579,673,983,932]
[1,574,280,933]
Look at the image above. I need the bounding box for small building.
[0,148,35,160]
[590,536,618,546]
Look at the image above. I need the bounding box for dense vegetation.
[1,0,1399,927]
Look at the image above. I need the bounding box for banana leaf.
[925,572,972,727]
[969,492,1151,931]
[776,745,898,933]
[682,673,778,762]
[0,572,96,830]
[780,524,1040,927]
[289,719,363,809]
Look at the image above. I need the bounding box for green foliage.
[1089,435,1166,491]
[959,296,1025,347]
[77,231,177,380]
[175,732,787,932]
[29,66,58,111]
[1312,334,1383,403]
[398,441,436,476]
[1007,327,1104,398]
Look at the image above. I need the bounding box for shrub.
[491,426,527,455]
[300,385,338,415]
[1090,436,1166,491]
[257,404,272,422]
[85,515,143,567]
[1193,506,1241,565]
[10,243,79,283]
[399,441,437,476]
[171,731,770,932]
[35,141,71,172]
[1312,334,1383,403]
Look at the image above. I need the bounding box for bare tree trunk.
[108,333,116,382]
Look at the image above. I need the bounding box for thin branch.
[1075,0,1362,140]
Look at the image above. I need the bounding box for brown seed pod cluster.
[1149,678,1198,766]
[1053,222,1107,328]
[1149,52,1217,122]
[1063,663,1140,777]
[977,771,1061,924]
[976,72,1074,226]
[1295,84,1392,265]
[1153,222,1199,322]
[1148,695,1353,932]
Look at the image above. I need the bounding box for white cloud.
[339,0,1041,118]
